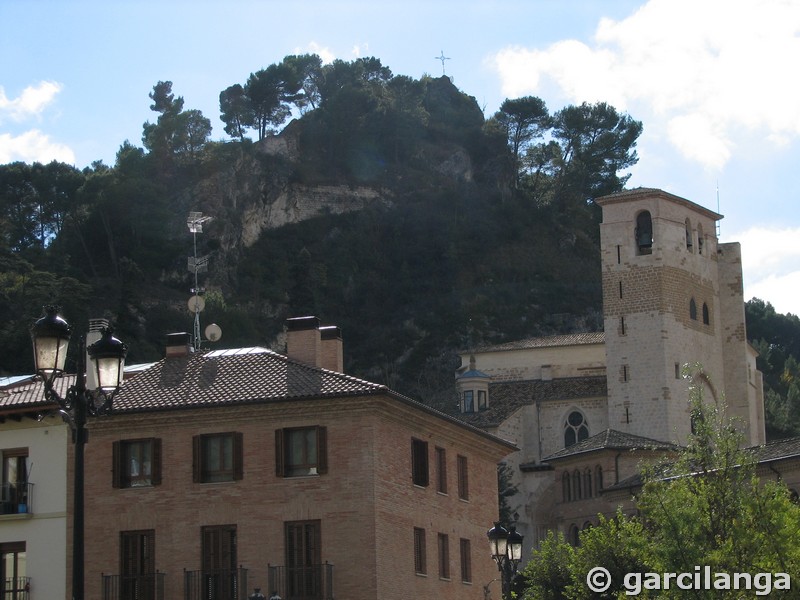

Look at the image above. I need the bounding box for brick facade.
[81,374,513,600]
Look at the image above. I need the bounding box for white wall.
[0,415,68,600]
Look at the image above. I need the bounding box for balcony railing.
[267,563,334,600]
[184,568,248,600]
[101,572,165,600]
[0,482,33,515]
[2,576,31,600]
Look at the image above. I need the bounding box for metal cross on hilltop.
[435,50,451,75]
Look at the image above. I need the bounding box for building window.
[113,439,161,488]
[564,411,589,447]
[573,470,582,500]
[411,438,429,487]
[463,390,474,412]
[635,210,653,254]
[568,524,580,546]
[697,223,705,254]
[414,528,427,574]
[562,471,571,502]
[584,468,593,499]
[438,533,450,579]
[457,455,469,500]
[690,298,698,320]
[0,542,26,600]
[2,449,28,513]
[685,218,693,251]
[459,538,472,583]
[193,432,243,483]
[202,525,238,598]
[478,390,487,410]
[120,530,155,598]
[285,520,321,598]
[276,426,328,477]
[702,302,710,325]
[595,465,603,494]
[435,447,447,494]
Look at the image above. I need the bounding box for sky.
[2,0,800,315]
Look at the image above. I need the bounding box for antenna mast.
[187,211,212,350]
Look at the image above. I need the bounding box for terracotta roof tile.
[545,428,679,461]
[112,347,387,413]
[451,376,607,428]
[470,332,605,354]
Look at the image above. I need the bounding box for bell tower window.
[685,218,693,251]
[690,298,698,320]
[635,211,653,255]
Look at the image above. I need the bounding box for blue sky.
[3,0,800,315]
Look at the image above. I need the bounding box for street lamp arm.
[30,308,128,600]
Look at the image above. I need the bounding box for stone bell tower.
[595,188,765,445]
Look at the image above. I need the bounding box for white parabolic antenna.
[188,295,205,313]
[205,323,222,342]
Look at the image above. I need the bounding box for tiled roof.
[748,436,800,463]
[451,376,607,428]
[545,429,679,461]
[604,436,800,492]
[111,347,388,413]
[0,348,517,451]
[0,375,72,413]
[470,332,605,354]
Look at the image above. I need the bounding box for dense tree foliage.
[746,298,800,438]
[523,375,800,599]
[2,54,793,438]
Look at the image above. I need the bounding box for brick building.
[452,188,794,558]
[78,317,515,600]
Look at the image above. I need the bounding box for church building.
[453,188,773,556]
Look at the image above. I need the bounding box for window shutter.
[412,439,429,486]
[233,432,244,480]
[275,429,285,477]
[317,426,328,474]
[112,441,121,488]
[192,435,202,483]
[151,438,162,486]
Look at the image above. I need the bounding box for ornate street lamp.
[31,306,127,600]
[487,522,524,600]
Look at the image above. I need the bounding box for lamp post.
[487,522,523,600]
[30,306,127,600]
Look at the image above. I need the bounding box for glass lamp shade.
[487,522,509,560]
[507,526,524,563]
[87,328,128,392]
[31,308,72,382]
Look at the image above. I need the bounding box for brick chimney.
[85,318,109,389]
[165,332,193,357]
[319,325,343,372]
[286,317,344,372]
[286,316,321,367]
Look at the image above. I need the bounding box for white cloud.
[731,226,800,315]
[301,42,336,65]
[0,130,75,165]
[0,81,63,123]
[488,0,800,170]
[351,43,369,58]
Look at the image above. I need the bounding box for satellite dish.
[188,295,205,313]
[205,323,222,342]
